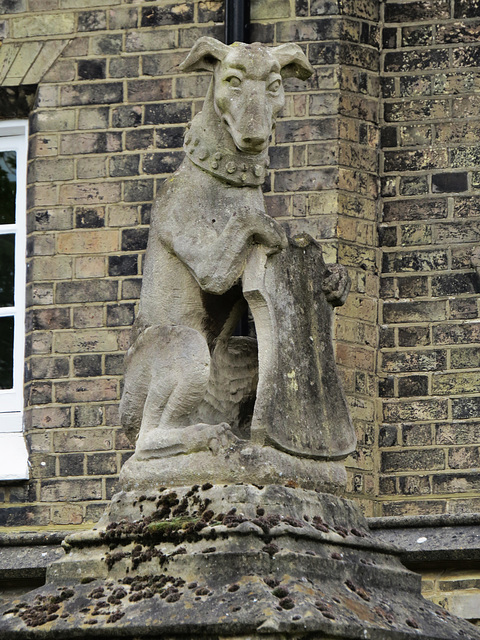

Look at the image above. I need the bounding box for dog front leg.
[170,206,287,295]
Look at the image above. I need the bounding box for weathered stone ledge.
[370,517,480,566]
[369,513,480,530]
[0,532,71,548]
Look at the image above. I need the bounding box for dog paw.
[136,422,238,458]
[322,263,351,307]
[208,437,220,456]
[208,422,239,454]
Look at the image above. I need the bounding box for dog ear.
[271,43,314,80]
[180,37,230,73]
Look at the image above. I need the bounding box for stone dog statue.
[119,38,356,486]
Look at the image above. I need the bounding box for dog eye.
[268,80,281,93]
[226,76,241,88]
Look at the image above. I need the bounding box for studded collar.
[183,111,270,188]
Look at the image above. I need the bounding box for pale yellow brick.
[340,293,377,324]
[336,317,361,343]
[339,168,378,199]
[36,89,58,113]
[339,119,359,143]
[28,432,51,454]
[59,181,121,205]
[293,95,307,117]
[29,183,58,207]
[31,332,52,355]
[0,44,21,86]
[54,329,118,353]
[338,218,375,246]
[338,243,376,270]
[53,428,113,453]
[57,229,118,254]
[30,235,55,256]
[29,256,73,280]
[31,158,74,183]
[75,256,106,279]
[107,205,138,227]
[364,272,378,297]
[12,13,75,38]
[433,372,480,395]
[73,306,104,328]
[338,193,376,221]
[41,59,76,84]
[358,221,375,246]
[40,478,102,502]
[34,207,73,232]
[349,396,375,422]
[61,0,119,6]
[78,107,109,130]
[60,132,120,155]
[251,0,290,19]
[30,134,58,157]
[76,156,107,180]
[51,504,84,526]
[308,191,338,216]
[24,39,72,84]
[337,341,375,372]
[34,110,75,132]
[126,29,175,52]
[24,1,57,12]
[337,218,358,243]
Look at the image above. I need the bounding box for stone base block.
[119,444,347,494]
[1,485,480,639]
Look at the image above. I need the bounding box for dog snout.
[242,134,268,149]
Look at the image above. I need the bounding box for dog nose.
[242,135,267,148]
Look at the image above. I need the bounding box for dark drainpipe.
[225,1,251,337]
[225,0,251,44]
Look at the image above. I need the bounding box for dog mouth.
[222,116,269,154]
[231,129,269,154]
[236,140,268,154]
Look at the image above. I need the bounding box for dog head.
[180,38,313,155]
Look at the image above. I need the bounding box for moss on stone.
[146,516,200,536]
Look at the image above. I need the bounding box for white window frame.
[0,120,29,481]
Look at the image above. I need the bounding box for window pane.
[0,234,14,307]
[0,151,16,225]
[0,316,14,389]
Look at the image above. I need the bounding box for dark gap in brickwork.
[432,172,468,193]
[0,85,37,118]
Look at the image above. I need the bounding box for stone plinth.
[2,484,480,639]
[119,443,347,495]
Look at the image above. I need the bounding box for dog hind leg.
[122,325,238,459]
